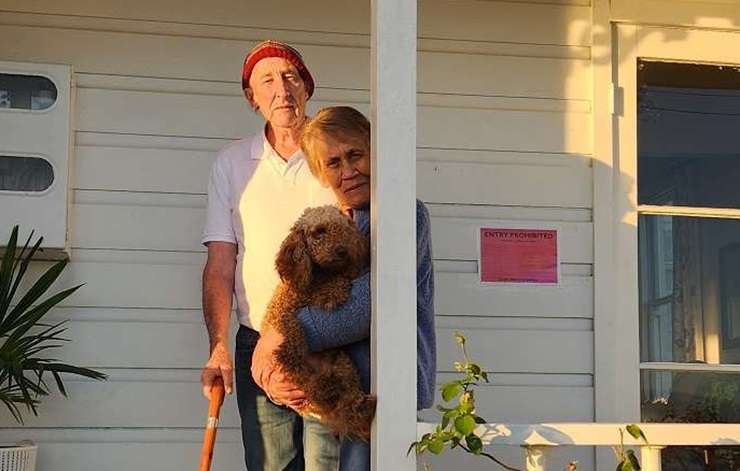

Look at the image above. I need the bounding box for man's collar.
[249,124,270,160]
[254,122,304,163]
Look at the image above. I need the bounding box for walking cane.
[199,377,225,471]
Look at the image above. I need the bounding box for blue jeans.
[339,439,370,471]
[339,343,371,471]
[235,326,340,471]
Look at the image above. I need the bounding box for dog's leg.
[264,285,311,379]
[309,351,376,441]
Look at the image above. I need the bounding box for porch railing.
[417,422,740,471]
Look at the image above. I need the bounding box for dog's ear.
[276,228,312,291]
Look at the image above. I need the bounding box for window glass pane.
[641,370,740,469]
[662,447,739,471]
[641,370,739,422]
[0,73,57,111]
[0,156,54,191]
[638,60,740,462]
[638,60,740,208]
[639,215,740,365]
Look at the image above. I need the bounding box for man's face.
[246,57,309,128]
[313,134,371,210]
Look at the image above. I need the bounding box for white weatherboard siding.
[0,0,594,469]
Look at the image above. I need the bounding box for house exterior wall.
[6,0,733,469]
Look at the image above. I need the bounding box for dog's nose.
[335,246,348,259]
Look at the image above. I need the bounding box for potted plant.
[0,226,106,470]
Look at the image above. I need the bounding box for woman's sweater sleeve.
[295,272,371,352]
[415,200,436,409]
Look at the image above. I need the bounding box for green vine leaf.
[428,437,444,455]
[442,382,462,402]
[625,424,648,444]
[443,408,459,423]
[626,450,641,470]
[454,415,476,436]
[616,460,633,471]
[465,434,483,455]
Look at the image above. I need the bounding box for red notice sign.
[479,228,559,284]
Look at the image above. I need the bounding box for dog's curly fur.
[262,205,376,441]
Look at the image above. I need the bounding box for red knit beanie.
[241,40,315,98]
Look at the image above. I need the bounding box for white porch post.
[370,1,418,470]
[640,446,664,471]
[523,446,549,471]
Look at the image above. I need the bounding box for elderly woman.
[301,106,436,469]
[252,106,436,470]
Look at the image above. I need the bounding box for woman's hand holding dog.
[252,325,307,407]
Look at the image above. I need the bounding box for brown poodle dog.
[262,205,376,441]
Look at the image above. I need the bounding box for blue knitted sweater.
[295,200,436,410]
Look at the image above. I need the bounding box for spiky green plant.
[0,225,106,423]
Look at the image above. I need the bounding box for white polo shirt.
[202,130,336,330]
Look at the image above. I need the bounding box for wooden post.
[523,446,549,471]
[640,446,664,471]
[370,1,418,470]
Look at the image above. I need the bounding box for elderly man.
[200,41,339,470]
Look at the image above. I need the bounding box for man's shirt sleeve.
[202,154,237,246]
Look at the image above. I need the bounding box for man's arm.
[201,241,237,399]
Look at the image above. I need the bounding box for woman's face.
[313,134,371,210]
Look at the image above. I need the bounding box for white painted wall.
[0,0,597,469]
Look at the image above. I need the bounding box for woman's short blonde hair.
[301,106,370,182]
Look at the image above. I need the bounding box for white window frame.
[595,22,740,427]
[0,61,74,257]
[593,2,740,468]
